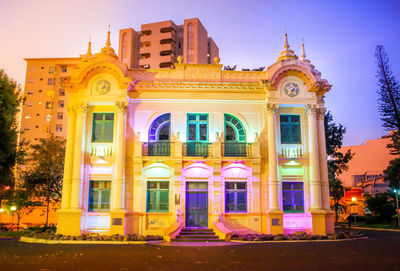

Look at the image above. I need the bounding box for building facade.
[20,18,218,145]
[56,30,334,238]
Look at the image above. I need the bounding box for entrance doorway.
[185,182,208,228]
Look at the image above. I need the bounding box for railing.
[222,142,251,157]
[163,208,183,242]
[183,142,211,157]
[142,142,171,156]
[90,143,113,157]
[280,145,303,158]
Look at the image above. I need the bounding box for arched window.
[224,114,246,142]
[148,113,171,142]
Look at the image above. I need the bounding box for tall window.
[148,113,171,142]
[225,182,247,212]
[187,113,208,142]
[88,180,111,211]
[48,66,56,74]
[224,114,246,142]
[280,115,301,144]
[147,181,169,212]
[92,113,114,142]
[282,182,304,212]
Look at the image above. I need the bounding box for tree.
[325,111,354,222]
[0,69,24,202]
[223,65,236,71]
[384,158,400,188]
[23,134,65,226]
[5,188,40,229]
[241,67,265,71]
[364,192,396,222]
[375,45,400,155]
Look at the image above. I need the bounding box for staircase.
[174,228,222,242]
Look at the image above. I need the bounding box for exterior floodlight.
[10,206,17,211]
[351,197,357,203]
[394,189,398,193]
[0,208,4,213]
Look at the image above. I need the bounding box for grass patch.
[0,231,24,237]
[354,222,400,230]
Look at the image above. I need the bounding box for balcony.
[143,142,171,156]
[183,142,211,157]
[90,143,113,157]
[160,38,175,45]
[160,27,175,33]
[222,142,252,157]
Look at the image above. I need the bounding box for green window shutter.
[92,113,114,143]
[280,115,301,144]
[147,181,169,212]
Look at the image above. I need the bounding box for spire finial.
[276,29,298,62]
[105,25,111,47]
[86,35,92,56]
[284,27,289,49]
[300,38,310,63]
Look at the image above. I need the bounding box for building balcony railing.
[183,142,211,157]
[89,143,114,157]
[142,142,172,156]
[222,142,252,157]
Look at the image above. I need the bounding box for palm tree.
[329,178,348,222]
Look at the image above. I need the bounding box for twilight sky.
[1,0,399,146]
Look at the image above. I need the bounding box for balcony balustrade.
[142,142,172,156]
[183,142,211,157]
[90,143,114,157]
[222,142,252,157]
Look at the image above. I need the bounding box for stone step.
[179,231,216,235]
[176,235,219,239]
[173,238,223,242]
[180,228,214,232]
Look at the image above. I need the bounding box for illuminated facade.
[57,30,334,239]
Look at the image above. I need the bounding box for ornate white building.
[57,31,334,240]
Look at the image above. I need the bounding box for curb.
[353,227,400,232]
[230,237,368,243]
[19,236,147,245]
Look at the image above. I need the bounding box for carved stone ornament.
[116,101,128,114]
[266,103,279,114]
[305,104,318,116]
[75,102,89,114]
[316,107,326,120]
[95,79,111,95]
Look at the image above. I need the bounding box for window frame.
[225,182,247,213]
[91,112,115,143]
[280,114,301,144]
[146,181,169,213]
[282,182,304,213]
[187,113,209,143]
[88,180,111,212]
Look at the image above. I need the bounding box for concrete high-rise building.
[20,18,219,144]
[119,18,219,69]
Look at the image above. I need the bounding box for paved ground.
[1,230,400,271]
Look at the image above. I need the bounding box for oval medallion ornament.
[283,82,300,97]
[95,80,111,95]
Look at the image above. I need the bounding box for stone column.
[58,102,87,236]
[317,108,330,210]
[306,104,326,235]
[112,101,128,210]
[306,104,322,210]
[110,101,128,235]
[267,103,280,211]
[60,105,76,209]
[70,102,88,210]
[265,103,283,234]
[317,107,335,234]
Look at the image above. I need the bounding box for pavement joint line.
[353,227,400,232]
[230,237,368,243]
[17,236,368,245]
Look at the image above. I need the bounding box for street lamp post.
[394,189,400,228]
[0,208,4,224]
[351,197,357,226]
